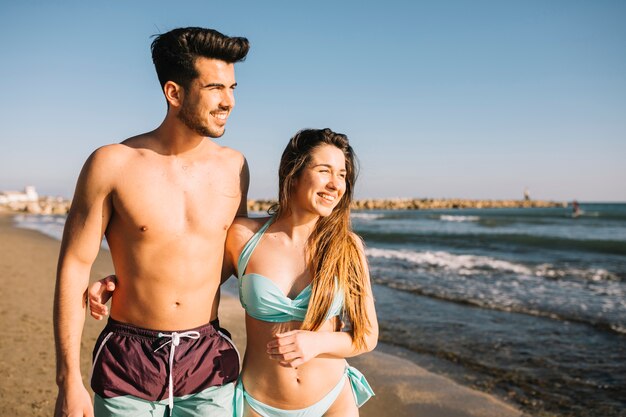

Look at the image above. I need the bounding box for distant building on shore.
[0,186,39,205]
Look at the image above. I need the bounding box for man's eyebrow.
[203,82,238,88]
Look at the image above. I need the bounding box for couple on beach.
[54,27,378,417]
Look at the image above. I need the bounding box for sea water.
[353,204,626,417]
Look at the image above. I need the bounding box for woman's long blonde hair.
[271,128,371,349]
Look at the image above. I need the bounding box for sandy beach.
[0,212,523,417]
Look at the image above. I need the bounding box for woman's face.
[292,144,347,218]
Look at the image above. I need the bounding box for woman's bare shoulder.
[229,216,272,243]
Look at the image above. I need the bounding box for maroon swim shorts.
[91,318,240,402]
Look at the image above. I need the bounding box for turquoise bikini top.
[237,217,344,323]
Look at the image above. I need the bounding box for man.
[54,27,250,417]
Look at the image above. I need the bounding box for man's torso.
[104,136,243,330]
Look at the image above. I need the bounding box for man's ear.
[163,81,184,108]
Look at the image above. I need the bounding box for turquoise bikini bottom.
[234,365,374,417]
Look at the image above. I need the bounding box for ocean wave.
[533,264,622,282]
[578,210,600,217]
[609,324,626,335]
[359,230,626,256]
[365,247,622,282]
[372,275,626,336]
[14,214,109,249]
[366,247,532,275]
[439,215,480,222]
[14,214,66,241]
[351,212,385,221]
[366,246,626,336]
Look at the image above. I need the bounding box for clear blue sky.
[1,1,625,201]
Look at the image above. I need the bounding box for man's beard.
[177,100,225,138]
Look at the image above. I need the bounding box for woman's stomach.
[241,315,347,409]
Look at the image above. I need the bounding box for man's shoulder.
[216,143,244,156]
[92,142,134,156]
[84,143,134,171]
[210,143,245,165]
[85,143,130,168]
[119,132,155,149]
[72,144,135,197]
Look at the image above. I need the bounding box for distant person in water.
[572,200,581,218]
[524,187,531,201]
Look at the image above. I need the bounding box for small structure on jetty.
[0,186,38,205]
[0,186,69,214]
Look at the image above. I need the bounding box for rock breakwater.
[249,198,565,212]
[2,197,565,216]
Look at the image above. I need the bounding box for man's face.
[177,57,236,138]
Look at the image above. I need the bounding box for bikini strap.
[237,216,275,278]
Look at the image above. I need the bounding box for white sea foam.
[365,247,622,282]
[534,264,621,282]
[439,215,480,222]
[14,214,65,241]
[611,324,626,334]
[351,212,385,220]
[365,247,532,275]
[14,214,109,249]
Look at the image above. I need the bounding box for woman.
[91,128,378,417]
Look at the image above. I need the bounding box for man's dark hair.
[151,27,249,90]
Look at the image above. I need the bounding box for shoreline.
[1,213,524,417]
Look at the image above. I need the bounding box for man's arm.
[236,157,249,218]
[54,147,116,417]
[221,156,250,284]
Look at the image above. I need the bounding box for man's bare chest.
[110,162,241,236]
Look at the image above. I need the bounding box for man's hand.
[88,275,116,320]
[54,382,93,417]
[266,330,321,368]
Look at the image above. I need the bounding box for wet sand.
[0,212,522,416]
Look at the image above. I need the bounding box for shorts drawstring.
[154,331,201,415]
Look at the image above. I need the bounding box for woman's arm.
[267,235,378,368]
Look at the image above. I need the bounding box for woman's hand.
[88,275,117,320]
[266,330,322,368]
